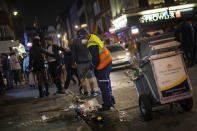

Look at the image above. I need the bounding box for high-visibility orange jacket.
[87,34,112,70]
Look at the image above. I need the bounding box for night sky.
[18,0,73,27]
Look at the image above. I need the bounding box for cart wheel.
[139,94,153,121]
[179,97,193,111]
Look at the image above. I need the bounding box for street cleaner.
[76,28,115,112]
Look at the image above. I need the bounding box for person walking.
[23,53,29,83]
[1,53,12,88]
[71,36,97,97]
[10,52,22,86]
[0,69,5,94]
[29,38,53,98]
[77,28,115,111]
[63,38,81,92]
[45,37,66,94]
[176,20,196,67]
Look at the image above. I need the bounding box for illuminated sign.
[139,7,194,23]
[109,27,115,34]
[175,11,181,18]
[117,32,124,36]
[27,42,32,47]
[112,15,127,31]
[131,26,139,35]
[140,10,177,23]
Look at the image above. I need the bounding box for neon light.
[24,33,28,47]
[112,15,127,31]
[131,27,139,35]
[81,24,87,28]
[27,42,32,47]
[140,11,176,23]
[175,11,181,18]
[169,3,196,10]
[139,7,194,24]
[117,32,123,36]
[139,8,168,15]
[109,27,115,34]
[139,3,196,15]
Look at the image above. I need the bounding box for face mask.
[81,39,88,44]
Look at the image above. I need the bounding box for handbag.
[29,72,35,85]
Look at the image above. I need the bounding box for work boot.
[98,106,114,112]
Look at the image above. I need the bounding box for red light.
[175,11,181,18]
[109,27,115,34]
[80,110,84,115]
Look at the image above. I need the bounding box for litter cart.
[133,33,193,121]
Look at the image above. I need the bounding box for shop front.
[0,40,20,54]
[112,3,197,41]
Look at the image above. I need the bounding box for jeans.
[11,70,21,85]
[3,70,13,88]
[48,61,63,93]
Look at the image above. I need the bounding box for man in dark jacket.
[63,38,81,92]
[0,70,5,95]
[29,38,55,97]
[71,37,96,96]
[179,20,195,66]
[1,53,12,88]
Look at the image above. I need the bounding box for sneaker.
[91,91,98,97]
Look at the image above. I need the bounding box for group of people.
[28,28,115,111]
[0,52,25,90]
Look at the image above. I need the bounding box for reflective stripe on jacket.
[87,34,112,70]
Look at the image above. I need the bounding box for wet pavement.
[0,66,197,131]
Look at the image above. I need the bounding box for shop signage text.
[112,15,127,31]
[139,11,179,23]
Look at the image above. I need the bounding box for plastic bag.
[29,72,35,85]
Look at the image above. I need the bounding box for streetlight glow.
[13,11,18,16]
[57,34,61,38]
[81,24,87,28]
[75,25,79,29]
